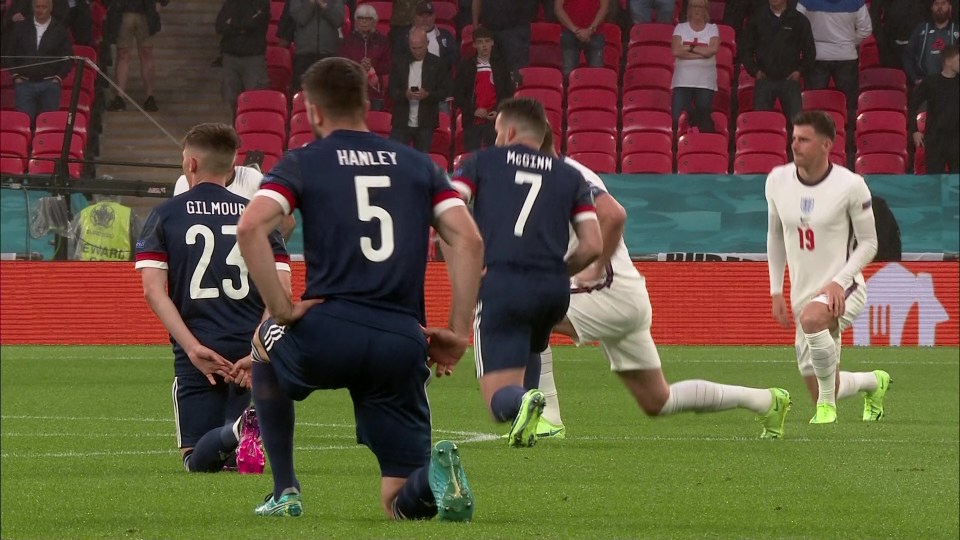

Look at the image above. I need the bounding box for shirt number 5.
[355,175,395,262]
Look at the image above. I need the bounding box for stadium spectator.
[69,195,142,261]
[721,0,762,43]
[8,0,72,124]
[670,0,719,134]
[555,0,609,77]
[453,26,515,151]
[339,2,391,111]
[136,122,288,474]
[3,0,91,46]
[288,0,343,92]
[909,44,959,172]
[216,0,270,115]
[766,110,889,422]
[236,56,483,521]
[740,0,816,128]
[869,0,926,68]
[408,1,457,73]
[274,0,295,47]
[797,0,871,144]
[104,0,168,112]
[472,0,538,75]
[388,0,419,52]
[630,0,674,23]
[903,0,958,86]
[389,27,451,152]
[535,137,794,442]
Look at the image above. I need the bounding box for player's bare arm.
[429,205,484,376]
[565,217,602,276]
[573,191,625,288]
[238,196,322,325]
[140,267,235,385]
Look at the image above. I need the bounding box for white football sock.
[804,329,838,405]
[837,371,879,399]
[659,380,773,416]
[538,346,563,425]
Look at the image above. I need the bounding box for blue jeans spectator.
[754,78,803,126]
[630,0,675,23]
[561,30,605,77]
[671,86,715,133]
[15,80,61,123]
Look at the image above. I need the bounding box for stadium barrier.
[1,261,956,346]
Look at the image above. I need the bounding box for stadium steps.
[95,0,231,213]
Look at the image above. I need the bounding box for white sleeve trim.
[433,197,465,218]
[135,260,168,270]
[451,180,473,201]
[275,262,291,273]
[254,189,292,215]
[572,211,598,223]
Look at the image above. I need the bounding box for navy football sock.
[490,385,526,422]
[392,466,437,520]
[523,352,541,389]
[252,361,300,499]
[184,423,238,472]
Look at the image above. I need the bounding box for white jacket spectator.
[797,0,872,61]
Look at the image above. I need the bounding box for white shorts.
[566,274,662,372]
[793,282,867,376]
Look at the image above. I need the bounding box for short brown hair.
[792,110,836,141]
[301,57,367,120]
[182,122,240,175]
[497,97,547,141]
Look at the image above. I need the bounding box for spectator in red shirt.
[339,2,391,110]
[453,26,515,150]
[555,0,609,77]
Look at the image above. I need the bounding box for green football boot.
[757,388,791,439]
[507,389,546,448]
[535,416,566,440]
[809,402,838,424]
[863,370,891,421]
[429,440,474,522]
[255,489,303,517]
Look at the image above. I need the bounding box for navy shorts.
[473,267,570,377]
[257,299,431,477]
[172,365,251,448]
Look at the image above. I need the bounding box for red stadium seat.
[517,67,563,91]
[432,1,457,24]
[621,152,672,173]
[1,110,33,145]
[528,43,564,70]
[735,133,787,158]
[857,89,907,115]
[270,1,284,22]
[289,111,311,135]
[916,111,926,133]
[718,24,736,56]
[676,153,728,174]
[621,131,672,158]
[34,111,88,143]
[72,44,98,65]
[628,23,674,47]
[291,91,306,116]
[238,130,284,156]
[622,110,673,136]
[830,150,847,167]
[568,151,617,173]
[565,132,616,156]
[855,153,905,174]
[859,67,907,93]
[914,145,926,174]
[677,132,728,159]
[27,157,82,177]
[367,111,392,137]
[626,45,674,70]
[597,23,622,56]
[0,131,29,170]
[287,132,314,149]
[677,111,729,138]
[737,70,756,113]
[0,156,26,174]
[733,152,787,174]
[531,22,562,46]
[568,67,617,94]
[567,88,618,115]
[715,47,734,82]
[266,46,293,93]
[238,90,288,118]
[736,111,788,137]
[514,87,562,116]
[566,109,617,136]
[31,132,84,159]
[622,88,672,115]
[859,35,880,71]
[266,21,281,45]
[235,111,286,142]
[429,152,449,171]
[361,1,392,21]
[856,132,907,161]
[855,111,907,138]
[801,89,847,121]
[623,66,673,93]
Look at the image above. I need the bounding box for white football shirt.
[172,166,263,200]
[765,163,878,310]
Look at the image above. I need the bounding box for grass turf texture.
[1,345,958,540]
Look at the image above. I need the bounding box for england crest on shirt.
[800,197,814,215]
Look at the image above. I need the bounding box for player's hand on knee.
[187,345,236,385]
[424,327,469,377]
[273,297,325,326]
[817,282,845,317]
[771,294,791,328]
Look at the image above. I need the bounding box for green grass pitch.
[2,345,958,540]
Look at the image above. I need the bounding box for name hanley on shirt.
[336,149,399,166]
[507,150,553,171]
[185,201,246,215]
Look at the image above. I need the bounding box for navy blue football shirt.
[255,130,464,319]
[135,182,290,362]
[452,144,596,273]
